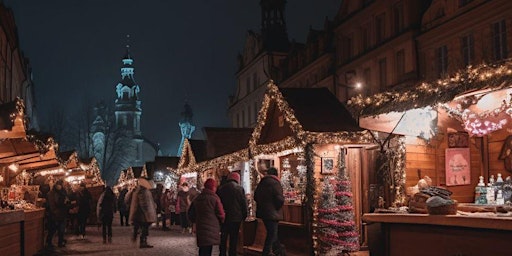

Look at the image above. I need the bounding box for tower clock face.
[448,133,469,148]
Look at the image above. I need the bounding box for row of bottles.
[475,173,509,205]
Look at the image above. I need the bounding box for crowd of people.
[42,167,285,256]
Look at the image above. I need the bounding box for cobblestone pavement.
[36,217,219,256]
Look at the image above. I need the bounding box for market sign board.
[445,148,471,186]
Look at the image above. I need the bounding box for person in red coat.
[188,178,225,256]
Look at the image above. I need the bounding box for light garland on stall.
[440,95,512,136]
[177,138,196,170]
[38,168,66,176]
[348,60,512,117]
[177,148,249,175]
[57,151,79,169]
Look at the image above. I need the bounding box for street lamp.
[338,82,362,101]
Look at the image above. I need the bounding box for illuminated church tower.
[177,102,195,156]
[114,40,144,167]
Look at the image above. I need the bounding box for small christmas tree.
[141,165,148,178]
[317,148,359,254]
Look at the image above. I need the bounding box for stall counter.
[363,213,512,256]
[24,208,45,256]
[0,210,24,255]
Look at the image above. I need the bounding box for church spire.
[116,35,140,106]
[177,101,195,156]
[260,0,289,51]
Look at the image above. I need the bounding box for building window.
[376,13,386,43]
[461,34,474,67]
[459,0,473,7]
[492,20,508,61]
[122,91,129,100]
[137,144,141,161]
[246,77,251,95]
[396,49,405,80]
[393,2,404,34]
[248,105,252,125]
[362,25,370,51]
[379,58,387,89]
[363,68,371,95]
[436,45,448,77]
[254,102,258,123]
[253,73,258,91]
[342,35,353,61]
[242,110,246,127]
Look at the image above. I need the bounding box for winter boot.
[140,237,154,249]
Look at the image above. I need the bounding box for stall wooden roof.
[177,138,207,173]
[0,98,26,139]
[280,88,362,133]
[0,138,40,164]
[250,82,372,155]
[203,127,252,158]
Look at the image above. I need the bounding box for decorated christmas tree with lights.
[317,148,359,254]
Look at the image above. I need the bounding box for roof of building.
[203,127,252,158]
[153,156,179,170]
[279,87,362,132]
[188,139,207,163]
[0,99,22,131]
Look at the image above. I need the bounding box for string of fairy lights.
[173,82,374,254]
[348,60,512,118]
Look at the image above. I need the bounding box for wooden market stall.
[347,61,512,255]
[244,82,375,255]
[177,138,207,187]
[0,99,46,255]
[177,127,252,255]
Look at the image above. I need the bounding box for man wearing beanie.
[254,167,285,256]
[188,178,225,256]
[216,172,247,256]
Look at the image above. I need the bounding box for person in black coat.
[45,179,70,248]
[77,183,92,239]
[97,186,116,244]
[216,172,247,256]
[254,167,285,256]
[117,186,129,226]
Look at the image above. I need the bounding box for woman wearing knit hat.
[188,178,225,256]
[216,172,247,256]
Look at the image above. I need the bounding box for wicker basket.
[427,201,458,215]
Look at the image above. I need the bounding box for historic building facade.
[91,45,160,185]
[274,0,510,104]
[228,0,290,128]
[0,3,38,129]
[417,0,510,80]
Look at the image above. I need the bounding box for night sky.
[7,0,340,156]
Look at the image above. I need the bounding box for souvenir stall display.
[243,82,374,255]
[351,60,512,255]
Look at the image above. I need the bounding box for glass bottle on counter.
[494,173,504,200]
[475,176,487,204]
[496,190,505,205]
[487,182,496,205]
